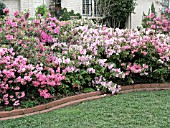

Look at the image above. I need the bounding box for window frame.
[82,0,92,16]
[94,0,100,17]
[162,0,169,13]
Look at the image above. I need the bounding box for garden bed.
[0,9,170,121]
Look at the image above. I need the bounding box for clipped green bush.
[60,8,81,21]
[35,4,49,17]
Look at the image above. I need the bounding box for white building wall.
[61,0,82,14]
[33,0,45,17]
[131,0,161,28]
[20,0,35,17]
[3,0,20,18]
[4,0,46,18]
[44,0,51,8]
[20,0,29,12]
[3,0,165,28]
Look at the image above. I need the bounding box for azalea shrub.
[142,7,170,34]
[0,48,65,106]
[52,26,170,87]
[0,8,170,108]
[0,9,66,107]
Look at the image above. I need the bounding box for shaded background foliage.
[0,2,6,18]
[97,0,136,28]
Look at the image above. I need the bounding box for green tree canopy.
[0,2,6,18]
[97,0,136,28]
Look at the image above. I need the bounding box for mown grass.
[1,90,170,128]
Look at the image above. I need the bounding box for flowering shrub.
[142,8,170,34]
[0,9,66,107]
[0,48,65,106]
[0,9,170,108]
[52,26,170,88]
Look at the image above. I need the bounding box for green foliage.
[21,100,39,108]
[0,2,6,18]
[97,0,136,28]
[142,2,156,28]
[151,2,156,14]
[83,88,95,93]
[141,2,170,34]
[60,8,81,21]
[4,107,13,111]
[35,4,49,17]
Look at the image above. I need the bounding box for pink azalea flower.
[148,13,154,19]
[3,8,9,14]
[50,22,56,27]
[14,86,20,91]
[34,19,40,24]
[143,64,148,69]
[5,101,9,105]
[56,66,60,73]
[54,27,60,34]
[0,28,2,33]
[20,92,25,98]
[151,25,155,29]
[12,22,18,27]
[32,81,40,87]
[21,79,26,85]
[3,94,8,98]
[13,100,20,106]
[37,14,41,17]
[6,19,12,25]
[24,76,32,82]
[6,35,13,40]
[87,68,95,74]
[15,92,20,96]
[9,95,14,99]
[14,11,19,17]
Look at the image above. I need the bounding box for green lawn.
[1,90,170,128]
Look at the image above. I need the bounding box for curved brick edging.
[120,83,170,91]
[120,83,170,94]
[0,83,170,120]
[0,91,103,120]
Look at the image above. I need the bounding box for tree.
[0,2,6,18]
[96,0,136,28]
[35,4,49,17]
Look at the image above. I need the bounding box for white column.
[92,0,95,17]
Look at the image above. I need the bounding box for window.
[82,0,92,16]
[162,0,169,13]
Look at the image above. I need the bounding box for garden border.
[0,83,170,120]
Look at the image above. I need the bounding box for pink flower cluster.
[0,48,65,106]
[143,9,170,33]
[1,10,62,51]
[52,24,170,92]
[92,76,121,95]
[126,63,148,74]
[3,8,9,15]
[40,31,53,43]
